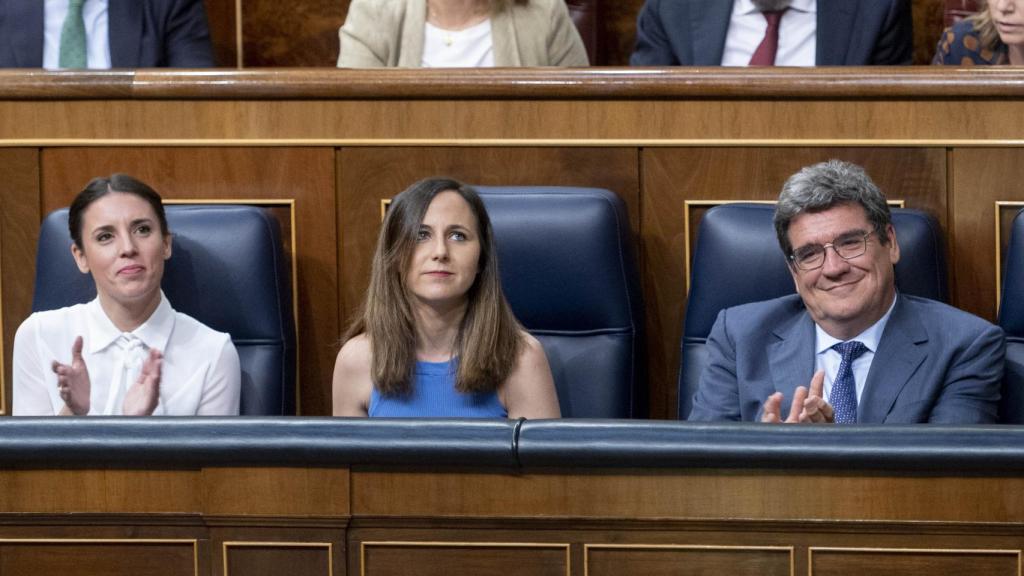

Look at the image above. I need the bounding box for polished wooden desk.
[0,419,1021,576]
[1,68,1022,418]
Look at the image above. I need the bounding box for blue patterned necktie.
[59,0,88,69]
[831,341,867,423]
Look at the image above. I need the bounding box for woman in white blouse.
[13,175,241,416]
[337,0,589,67]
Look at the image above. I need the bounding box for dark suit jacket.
[0,0,214,67]
[630,0,913,66]
[688,294,1004,423]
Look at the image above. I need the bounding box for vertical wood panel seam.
[946,147,957,307]
[235,0,244,69]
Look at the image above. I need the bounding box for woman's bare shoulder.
[502,331,560,419]
[337,334,372,363]
[518,331,548,364]
[332,334,373,416]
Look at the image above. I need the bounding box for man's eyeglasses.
[788,231,873,271]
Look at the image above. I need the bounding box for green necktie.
[59,0,88,69]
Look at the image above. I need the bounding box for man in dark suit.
[0,0,214,68]
[689,160,1003,424]
[630,0,913,66]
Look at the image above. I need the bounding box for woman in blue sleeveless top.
[332,178,560,418]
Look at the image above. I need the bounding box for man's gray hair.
[773,160,892,256]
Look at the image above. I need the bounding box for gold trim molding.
[234,0,244,69]
[360,541,570,576]
[223,541,333,576]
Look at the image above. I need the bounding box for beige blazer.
[337,0,589,67]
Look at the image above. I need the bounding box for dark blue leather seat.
[999,209,1024,424]
[33,205,296,415]
[679,203,948,419]
[476,186,645,418]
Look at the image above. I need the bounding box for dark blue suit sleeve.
[688,309,743,421]
[927,322,1003,424]
[870,0,913,64]
[163,0,215,67]
[630,0,681,65]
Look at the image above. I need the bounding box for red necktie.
[748,10,787,66]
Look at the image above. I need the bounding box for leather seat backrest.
[998,208,1024,424]
[476,186,645,418]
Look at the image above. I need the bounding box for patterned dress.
[933,18,1008,65]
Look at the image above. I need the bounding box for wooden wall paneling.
[584,545,792,576]
[0,540,200,576]
[915,0,947,65]
[641,147,946,419]
[809,547,1020,576]
[950,148,1024,322]
[335,146,641,388]
[604,0,644,66]
[223,542,334,576]
[351,469,1024,523]
[39,147,338,415]
[347,518,1024,576]
[242,0,347,66]
[0,470,201,514]
[205,0,240,67]
[0,149,39,417]
[202,468,349,518]
[212,525,346,576]
[4,98,1024,143]
[360,542,569,576]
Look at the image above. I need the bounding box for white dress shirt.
[13,293,241,416]
[721,0,816,66]
[422,19,495,67]
[43,0,112,69]
[814,295,898,405]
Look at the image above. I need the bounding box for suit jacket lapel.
[5,1,44,67]
[767,308,816,419]
[859,295,928,422]
[109,0,142,67]
[692,0,733,66]
[816,0,855,65]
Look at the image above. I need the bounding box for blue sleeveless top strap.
[368,359,508,418]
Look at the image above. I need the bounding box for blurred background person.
[631,0,913,66]
[934,0,1022,64]
[333,178,560,418]
[0,0,215,68]
[337,0,588,67]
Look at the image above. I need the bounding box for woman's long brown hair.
[343,178,523,396]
